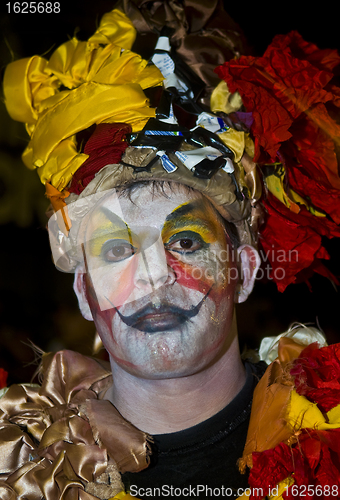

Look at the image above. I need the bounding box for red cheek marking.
[84,274,117,339]
[84,274,141,369]
[109,352,139,368]
[166,252,231,309]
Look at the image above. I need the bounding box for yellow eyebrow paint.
[162,199,224,245]
[86,208,134,258]
[89,227,134,257]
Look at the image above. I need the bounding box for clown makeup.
[80,183,240,379]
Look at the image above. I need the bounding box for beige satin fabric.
[0,351,150,499]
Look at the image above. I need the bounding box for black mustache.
[112,288,212,329]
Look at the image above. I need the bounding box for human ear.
[235,244,260,303]
[73,265,94,321]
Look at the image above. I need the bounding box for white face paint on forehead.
[77,182,240,379]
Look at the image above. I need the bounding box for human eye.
[100,239,136,262]
[165,231,207,255]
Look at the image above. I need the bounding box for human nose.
[134,234,176,292]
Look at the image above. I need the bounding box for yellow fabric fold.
[88,9,137,47]
[286,389,340,431]
[218,129,254,163]
[218,129,259,202]
[235,493,251,500]
[327,403,340,424]
[268,477,295,500]
[25,82,153,189]
[264,164,326,217]
[234,476,294,500]
[3,56,59,123]
[210,79,243,114]
[35,140,88,191]
[111,493,140,500]
[3,8,163,191]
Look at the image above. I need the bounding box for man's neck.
[104,335,246,434]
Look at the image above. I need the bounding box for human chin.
[93,293,233,379]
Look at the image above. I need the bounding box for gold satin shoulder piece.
[0,350,150,500]
[3,9,163,192]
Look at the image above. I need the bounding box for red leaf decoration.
[215,31,340,290]
[259,194,340,291]
[0,368,8,389]
[249,429,340,499]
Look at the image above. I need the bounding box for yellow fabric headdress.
[3,9,163,192]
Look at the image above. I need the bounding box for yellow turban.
[3,9,163,191]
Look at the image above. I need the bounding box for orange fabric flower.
[245,343,340,499]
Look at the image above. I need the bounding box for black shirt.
[122,361,266,499]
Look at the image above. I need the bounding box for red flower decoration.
[215,31,340,290]
[291,343,340,413]
[260,194,340,291]
[249,429,340,499]
[246,343,340,498]
[215,31,340,163]
[249,442,295,497]
[0,368,8,389]
[69,123,131,195]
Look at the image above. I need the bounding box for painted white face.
[80,184,240,379]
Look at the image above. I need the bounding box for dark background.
[0,1,339,384]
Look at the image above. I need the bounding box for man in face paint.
[74,182,260,434]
